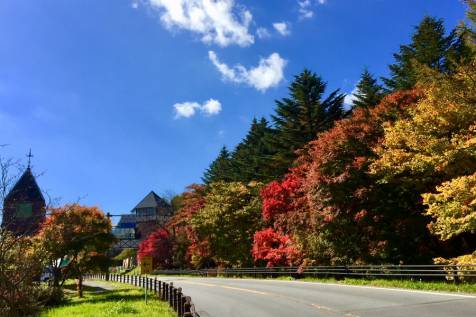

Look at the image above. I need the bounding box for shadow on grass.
[57,288,148,308]
[63,283,103,293]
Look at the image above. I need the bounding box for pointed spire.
[26,149,33,169]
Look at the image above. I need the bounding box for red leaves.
[137,228,172,269]
[252,228,300,267]
[261,173,303,222]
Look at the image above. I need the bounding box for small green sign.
[16,203,33,218]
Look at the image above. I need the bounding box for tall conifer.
[231,118,276,183]
[383,16,457,91]
[352,69,384,109]
[202,146,233,185]
[269,69,345,178]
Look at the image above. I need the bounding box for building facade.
[112,191,173,250]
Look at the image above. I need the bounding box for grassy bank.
[296,276,476,294]
[41,281,176,317]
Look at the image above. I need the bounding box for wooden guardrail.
[85,273,199,317]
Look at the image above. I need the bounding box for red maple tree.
[252,228,300,267]
[137,227,173,269]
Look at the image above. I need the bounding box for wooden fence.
[85,273,199,317]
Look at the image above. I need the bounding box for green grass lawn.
[40,281,176,317]
[296,276,476,294]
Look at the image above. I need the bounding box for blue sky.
[0,0,466,215]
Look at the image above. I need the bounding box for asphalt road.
[159,277,476,317]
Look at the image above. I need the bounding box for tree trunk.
[77,275,83,298]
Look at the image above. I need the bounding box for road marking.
[230,278,476,299]
[179,279,360,316]
[180,280,269,295]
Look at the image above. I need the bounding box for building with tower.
[1,152,46,236]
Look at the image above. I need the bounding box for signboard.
[16,203,33,219]
[140,256,153,274]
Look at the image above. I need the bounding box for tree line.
[136,4,476,271]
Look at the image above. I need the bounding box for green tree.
[231,118,276,183]
[202,146,234,185]
[383,16,457,90]
[351,69,384,109]
[191,182,263,266]
[269,69,345,178]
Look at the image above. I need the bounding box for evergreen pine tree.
[269,69,345,178]
[383,16,457,91]
[352,69,384,109]
[231,117,276,183]
[202,146,234,185]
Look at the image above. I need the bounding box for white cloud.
[146,0,254,47]
[273,22,290,36]
[298,0,326,19]
[174,99,222,119]
[298,0,313,19]
[256,27,270,39]
[201,98,222,116]
[131,2,139,9]
[344,86,358,106]
[174,102,200,118]
[208,51,287,92]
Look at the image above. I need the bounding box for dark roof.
[132,191,169,210]
[117,214,136,228]
[4,167,45,203]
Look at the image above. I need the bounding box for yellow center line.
[180,280,270,295]
[179,280,360,317]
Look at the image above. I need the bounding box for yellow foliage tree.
[372,53,476,264]
[371,59,476,188]
[423,173,476,241]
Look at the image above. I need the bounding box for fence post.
[177,287,183,316]
[183,296,192,317]
[169,283,174,307]
[154,278,157,293]
[159,281,163,300]
[173,287,178,312]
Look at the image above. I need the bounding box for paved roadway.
[159,277,476,317]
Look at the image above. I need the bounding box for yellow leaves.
[371,56,476,183]
[423,173,476,241]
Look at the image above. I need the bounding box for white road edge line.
[197,278,476,299]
